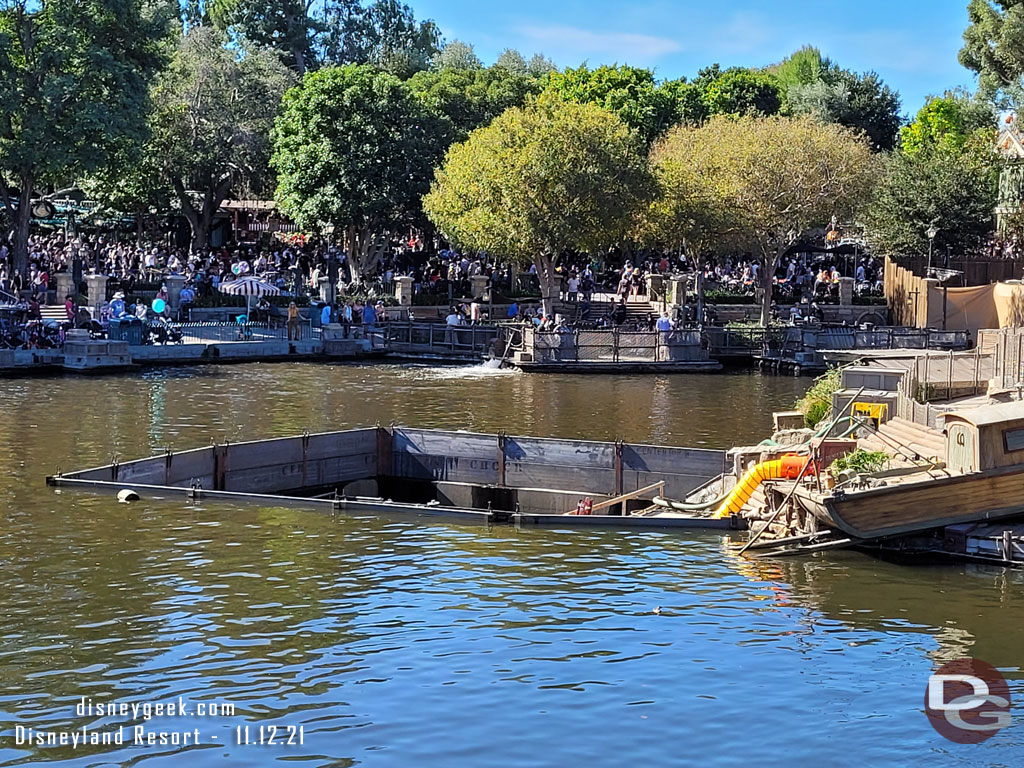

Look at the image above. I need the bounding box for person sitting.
[109,291,127,319]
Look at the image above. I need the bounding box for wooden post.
[164,448,174,486]
[213,444,228,491]
[948,350,953,401]
[614,442,622,501]
[301,431,309,488]
[376,424,393,480]
[497,432,506,487]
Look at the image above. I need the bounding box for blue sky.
[414,0,977,117]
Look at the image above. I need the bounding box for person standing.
[287,301,301,341]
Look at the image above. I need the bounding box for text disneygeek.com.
[9,696,303,748]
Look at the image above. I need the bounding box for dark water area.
[1,363,1022,767]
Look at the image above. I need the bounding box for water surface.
[0,363,1020,767]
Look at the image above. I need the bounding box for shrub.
[832,449,889,475]
[795,366,843,427]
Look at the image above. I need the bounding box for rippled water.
[1,364,1022,766]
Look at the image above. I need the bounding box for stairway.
[858,417,945,464]
[39,304,68,322]
[555,296,655,325]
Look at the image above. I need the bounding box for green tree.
[423,93,654,316]
[787,69,902,150]
[542,64,681,145]
[212,0,440,77]
[649,115,877,325]
[527,52,557,76]
[770,45,834,90]
[272,64,453,284]
[899,92,995,155]
[495,48,527,74]
[769,46,902,150]
[0,0,167,278]
[661,77,708,125]
[149,27,294,251]
[407,65,541,139]
[432,39,481,70]
[698,66,783,117]
[865,136,998,261]
[346,0,440,77]
[210,0,318,74]
[961,0,1024,106]
[80,142,173,244]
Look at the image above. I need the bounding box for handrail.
[589,480,665,514]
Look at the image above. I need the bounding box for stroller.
[149,316,184,345]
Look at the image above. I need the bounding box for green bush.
[832,449,889,475]
[795,366,843,428]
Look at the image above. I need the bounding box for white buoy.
[117,489,140,503]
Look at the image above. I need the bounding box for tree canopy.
[961,0,1024,107]
[649,115,877,324]
[898,92,995,155]
[694,65,783,117]
[432,39,481,70]
[541,64,685,145]
[0,0,168,274]
[423,93,653,314]
[770,46,902,150]
[865,94,998,261]
[272,64,453,282]
[148,26,294,250]
[407,65,541,139]
[211,0,441,76]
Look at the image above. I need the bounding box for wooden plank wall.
[63,429,379,493]
[66,427,726,502]
[220,429,378,492]
[390,428,725,499]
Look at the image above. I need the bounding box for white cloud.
[516,23,682,65]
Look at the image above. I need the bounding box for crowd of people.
[0,227,887,349]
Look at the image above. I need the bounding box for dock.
[504,326,722,373]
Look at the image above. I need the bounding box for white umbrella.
[219,277,281,324]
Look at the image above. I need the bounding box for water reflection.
[0,364,1020,766]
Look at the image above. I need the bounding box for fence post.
[947,349,953,401]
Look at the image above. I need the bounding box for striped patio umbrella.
[218,277,281,322]
[218,276,280,297]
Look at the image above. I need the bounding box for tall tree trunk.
[12,177,32,283]
[759,243,787,327]
[534,251,559,317]
[345,224,384,286]
[173,175,232,253]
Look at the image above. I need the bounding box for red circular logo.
[925,658,1011,744]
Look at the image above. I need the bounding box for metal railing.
[177,320,321,344]
[525,327,706,364]
[380,321,499,356]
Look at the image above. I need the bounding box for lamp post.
[926,224,939,275]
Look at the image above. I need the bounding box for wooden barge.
[47,426,740,530]
[741,400,1024,566]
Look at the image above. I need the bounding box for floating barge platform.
[47,427,741,530]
